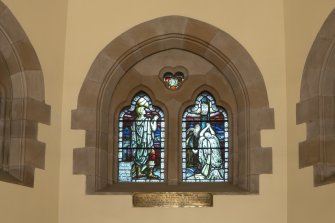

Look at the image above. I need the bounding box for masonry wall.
[6,0,335,223]
[285,1,335,222]
[0,0,67,223]
[59,1,287,223]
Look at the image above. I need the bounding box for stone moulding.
[0,1,50,187]
[72,15,274,194]
[297,9,335,186]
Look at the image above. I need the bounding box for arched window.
[118,92,165,183]
[182,92,229,182]
[72,16,274,194]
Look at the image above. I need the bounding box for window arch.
[0,1,50,186]
[297,8,335,186]
[72,16,274,194]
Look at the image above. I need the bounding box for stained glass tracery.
[118,92,165,182]
[182,92,229,182]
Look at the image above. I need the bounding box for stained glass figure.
[118,92,165,182]
[182,92,229,182]
[163,71,185,90]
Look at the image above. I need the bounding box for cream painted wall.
[284,1,335,223]
[9,0,335,223]
[0,0,67,223]
[59,1,287,223]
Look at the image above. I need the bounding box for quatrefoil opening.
[159,66,188,91]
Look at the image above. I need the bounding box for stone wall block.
[98,149,108,179]
[231,58,267,108]
[25,70,45,101]
[320,65,335,96]
[0,139,3,166]
[246,131,261,149]
[305,37,331,71]
[138,38,183,60]
[319,11,335,38]
[245,78,270,109]
[85,130,109,150]
[85,175,97,194]
[300,67,323,101]
[26,98,50,124]
[203,47,229,74]
[296,97,319,124]
[11,98,24,120]
[184,18,219,44]
[73,147,96,175]
[0,8,28,43]
[324,139,335,163]
[119,49,144,72]
[300,36,333,100]
[250,107,275,130]
[85,130,98,147]
[10,72,25,98]
[103,36,135,62]
[8,70,46,103]
[250,147,272,174]
[299,139,320,168]
[0,1,6,13]
[209,31,245,61]
[8,138,23,167]
[10,119,38,139]
[248,174,260,194]
[322,164,335,181]
[86,52,115,83]
[182,39,208,57]
[8,165,21,181]
[157,16,188,35]
[237,171,248,192]
[71,108,97,131]
[0,33,20,75]
[102,66,125,100]
[78,79,102,108]
[96,176,108,192]
[313,163,335,186]
[322,96,335,118]
[24,139,45,169]
[306,121,320,139]
[323,120,335,140]
[119,19,162,46]
[22,165,35,187]
[12,40,41,71]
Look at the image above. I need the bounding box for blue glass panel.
[118,92,165,182]
[182,92,229,182]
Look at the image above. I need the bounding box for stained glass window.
[118,92,165,182]
[162,71,185,90]
[182,92,229,182]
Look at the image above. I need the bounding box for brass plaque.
[133,192,213,208]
